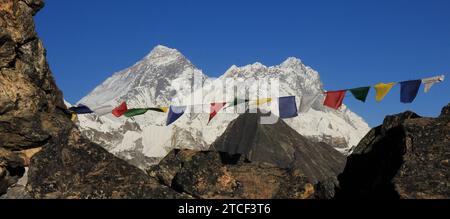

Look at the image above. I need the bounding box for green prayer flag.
[124,108,150,118]
[350,87,371,102]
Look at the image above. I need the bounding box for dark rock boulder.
[149,149,317,199]
[27,128,185,199]
[336,104,450,199]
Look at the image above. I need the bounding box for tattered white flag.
[91,105,115,116]
[298,93,319,113]
[422,75,445,93]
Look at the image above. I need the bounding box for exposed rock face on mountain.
[148,112,346,199]
[0,0,185,199]
[336,103,450,199]
[76,44,369,170]
[210,110,346,183]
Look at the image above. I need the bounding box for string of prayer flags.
[112,102,128,117]
[208,102,227,124]
[374,82,395,102]
[69,105,94,114]
[298,94,319,113]
[349,87,371,103]
[278,96,298,118]
[166,106,186,125]
[66,74,444,124]
[400,80,421,103]
[124,108,150,118]
[323,90,346,109]
[422,75,445,93]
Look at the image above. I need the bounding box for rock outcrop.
[0,0,69,151]
[27,128,184,198]
[0,0,69,196]
[0,0,184,199]
[149,149,319,199]
[148,111,346,199]
[336,103,450,199]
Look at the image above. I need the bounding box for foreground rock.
[149,149,318,199]
[0,0,186,198]
[0,0,70,196]
[149,111,346,199]
[0,148,25,195]
[336,103,450,199]
[0,0,70,151]
[27,129,184,198]
[0,167,30,199]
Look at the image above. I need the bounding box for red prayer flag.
[323,90,346,110]
[112,101,128,117]
[208,102,227,124]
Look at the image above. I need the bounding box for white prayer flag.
[299,94,319,113]
[422,75,445,93]
[91,105,115,116]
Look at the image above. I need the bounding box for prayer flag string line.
[68,74,445,125]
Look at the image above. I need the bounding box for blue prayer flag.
[166,106,186,125]
[69,105,93,114]
[278,96,298,119]
[400,80,421,103]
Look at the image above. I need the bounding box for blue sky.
[35,0,449,127]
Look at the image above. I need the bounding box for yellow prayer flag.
[374,82,395,102]
[255,98,272,106]
[71,112,78,122]
[160,107,169,113]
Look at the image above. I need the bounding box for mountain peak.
[280,57,302,68]
[153,44,175,52]
[144,45,184,60]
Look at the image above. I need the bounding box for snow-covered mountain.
[75,45,370,169]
